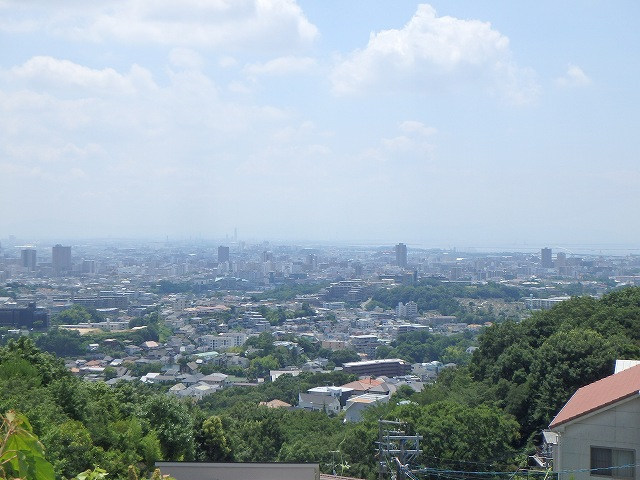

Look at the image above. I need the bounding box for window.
[591,447,635,478]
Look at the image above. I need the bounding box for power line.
[410,463,640,478]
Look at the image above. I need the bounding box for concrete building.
[344,393,390,422]
[556,252,567,267]
[0,302,49,329]
[395,243,408,268]
[200,332,247,351]
[548,363,640,480]
[52,244,72,274]
[218,246,230,263]
[81,260,96,274]
[343,358,411,377]
[524,296,571,310]
[350,334,378,358]
[298,391,342,415]
[21,248,36,271]
[396,301,418,319]
[541,247,553,268]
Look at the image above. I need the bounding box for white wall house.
[548,363,640,480]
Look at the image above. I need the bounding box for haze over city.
[1,1,639,248]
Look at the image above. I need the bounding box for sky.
[1,1,639,249]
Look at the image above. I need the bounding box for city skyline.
[2,1,639,246]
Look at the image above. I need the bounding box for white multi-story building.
[396,301,418,319]
[200,332,247,351]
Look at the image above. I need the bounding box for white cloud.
[556,64,592,88]
[0,55,302,220]
[331,4,538,105]
[399,120,437,136]
[244,56,317,76]
[0,0,318,52]
[3,56,156,95]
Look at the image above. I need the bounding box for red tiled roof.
[340,378,384,391]
[549,363,640,428]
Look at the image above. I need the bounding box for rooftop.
[549,363,640,428]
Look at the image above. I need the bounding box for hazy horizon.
[2,1,639,248]
[2,234,639,258]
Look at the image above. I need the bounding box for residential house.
[200,373,229,388]
[344,393,390,422]
[548,363,640,480]
[298,392,341,415]
[298,386,352,415]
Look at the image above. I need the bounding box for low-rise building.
[343,358,411,377]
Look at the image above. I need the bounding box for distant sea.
[410,244,640,257]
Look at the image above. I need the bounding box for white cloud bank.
[331,4,539,105]
[0,0,318,52]
[4,56,156,95]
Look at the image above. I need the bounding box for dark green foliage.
[370,279,521,322]
[53,305,104,325]
[0,286,17,299]
[469,287,640,442]
[255,283,327,301]
[199,371,357,411]
[151,280,193,294]
[393,401,520,470]
[35,327,86,357]
[142,396,195,461]
[380,330,473,364]
[0,337,68,385]
[327,349,360,366]
[195,415,232,461]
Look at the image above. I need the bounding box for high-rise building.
[82,260,96,274]
[395,243,408,268]
[541,247,553,268]
[21,249,36,271]
[218,246,230,263]
[52,244,72,274]
[556,252,567,267]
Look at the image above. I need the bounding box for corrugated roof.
[549,363,640,428]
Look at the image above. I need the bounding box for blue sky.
[1,1,638,249]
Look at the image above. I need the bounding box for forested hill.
[1,287,640,480]
[367,279,522,323]
[468,286,640,441]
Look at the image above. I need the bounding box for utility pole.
[377,419,422,480]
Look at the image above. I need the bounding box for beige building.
[548,363,640,480]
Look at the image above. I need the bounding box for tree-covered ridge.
[470,287,640,442]
[368,279,522,322]
[376,330,474,365]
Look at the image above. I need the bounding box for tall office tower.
[82,260,96,274]
[218,245,230,263]
[556,251,567,267]
[21,249,36,271]
[52,244,72,274]
[395,243,408,268]
[541,247,553,268]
